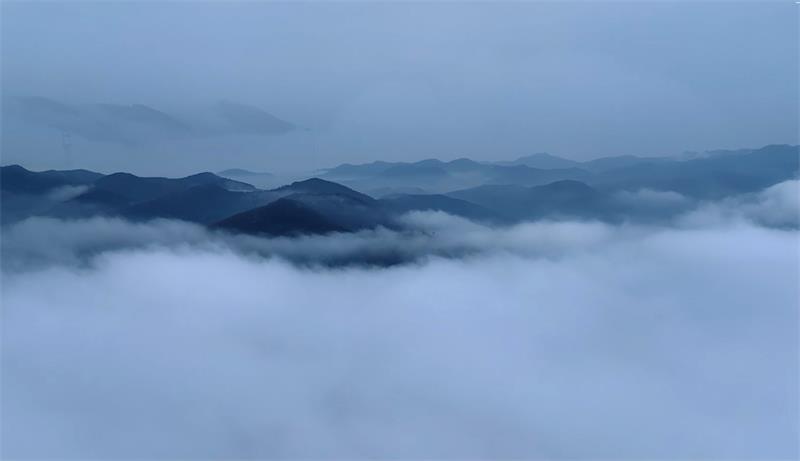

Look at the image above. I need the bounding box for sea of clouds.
[1,181,798,459]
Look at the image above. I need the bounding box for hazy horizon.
[2,1,797,175]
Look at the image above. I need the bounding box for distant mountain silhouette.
[500,152,580,169]
[449,180,608,221]
[118,177,384,229]
[49,188,133,219]
[5,97,191,145]
[275,178,374,202]
[0,164,105,223]
[123,184,276,224]
[484,165,591,186]
[322,161,399,179]
[217,169,278,189]
[321,144,798,199]
[580,155,668,172]
[2,143,797,231]
[288,192,390,230]
[218,168,274,178]
[378,163,449,179]
[94,171,255,203]
[3,96,296,145]
[1,164,102,194]
[446,158,486,171]
[213,101,294,135]
[323,157,592,193]
[590,144,799,198]
[96,103,191,134]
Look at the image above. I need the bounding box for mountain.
[322,158,593,193]
[321,146,793,196]
[122,184,277,224]
[378,163,449,180]
[484,165,591,186]
[501,152,673,172]
[218,169,278,189]
[501,153,580,169]
[589,144,799,198]
[1,164,105,223]
[1,190,53,224]
[449,180,609,221]
[272,179,391,230]
[446,158,487,172]
[0,165,268,222]
[5,96,192,145]
[120,177,384,229]
[379,194,505,223]
[580,155,667,173]
[3,96,296,146]
[322,161,400,179]
[285,192,389,230]
[218,168,273,178]
[1,164,103,194]
[367,186,428,198]
[93,172,256,203]
[95,103,191,136]
[676,148,754,160]
[48,188,133,219]
[213,101,294,135]
[213,198,348,236]
[274,178,374,201]
[3,143,795,231]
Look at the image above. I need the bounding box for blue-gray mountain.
[2,144,797,234]
[322,144,797,197]
[1,96,295,146]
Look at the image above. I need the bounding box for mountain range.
[320,145,796,197]
[2,144,797,235]
[1,96,295,146]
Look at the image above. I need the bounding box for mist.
[2,191,798,459]
[2,2,798,458]
[2,1,797,174]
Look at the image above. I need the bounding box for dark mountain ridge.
[1,164,103,194]
[93,171,256,203]
[2,143,796,233]
[213,198,349,237]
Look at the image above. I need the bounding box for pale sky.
[1,1,797,175]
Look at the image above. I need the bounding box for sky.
[1,1,798,175]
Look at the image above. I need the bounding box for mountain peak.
[278,177,359,193]
[213,198,348,237]
[1,164,29,173]
[214,101,294,135]
[182,172,218,181]
[218,168,272,177]
[508,152,579,169]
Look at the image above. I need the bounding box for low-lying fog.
[2,181,798,459]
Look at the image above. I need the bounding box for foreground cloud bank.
[2,187,798,459]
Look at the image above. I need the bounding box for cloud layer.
[2,190,798,458]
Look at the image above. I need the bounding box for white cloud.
[45,184,90,202]
[614,188,691,208]
[1,210,797,458]
[0,213,632,272]
[740,179,799,228]
[680,179,799,229]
